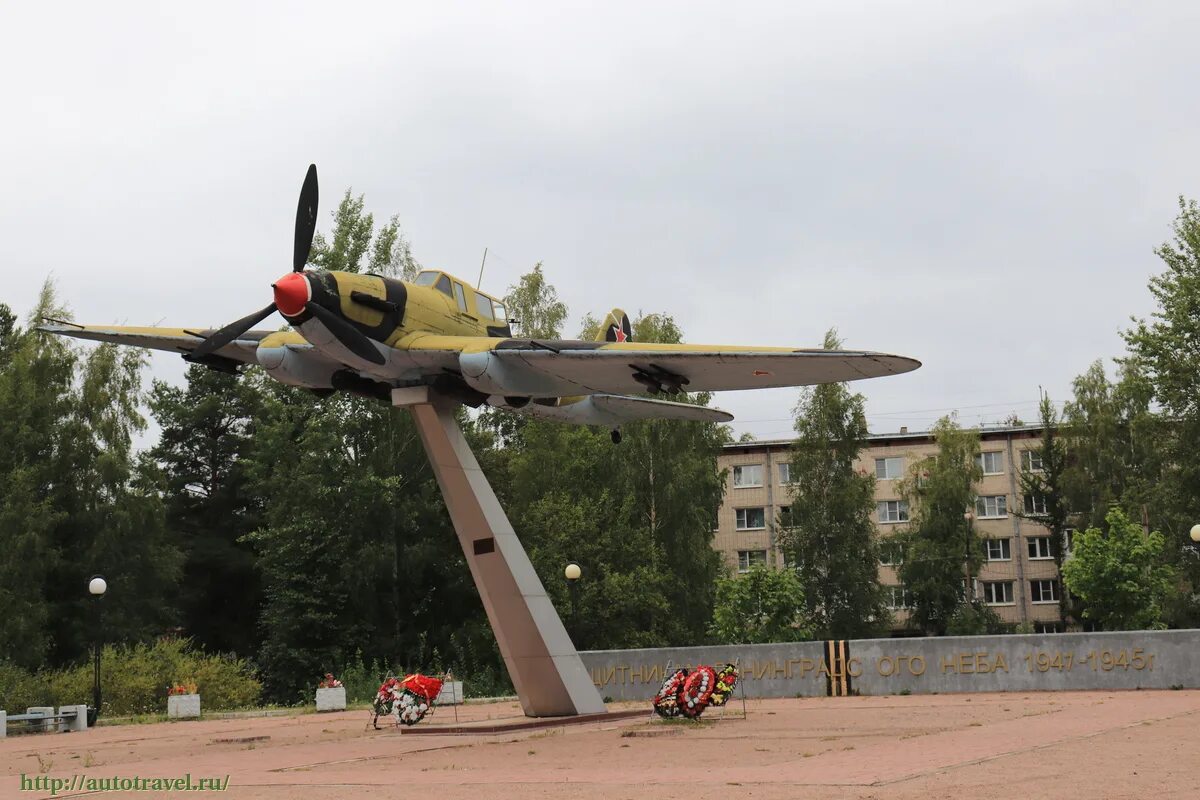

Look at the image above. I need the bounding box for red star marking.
[612,325,628,342]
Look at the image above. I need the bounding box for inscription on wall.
[579,631,1194,700]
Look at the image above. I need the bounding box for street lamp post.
[564,562,581,646]
[88,575,107,727]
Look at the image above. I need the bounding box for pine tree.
[780,329,891,639]
[897,416,982,635]
[148,365,264,655]
[0,290,74,668]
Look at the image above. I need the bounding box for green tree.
[1061,507,1174,630]
[1120,197,1200,626]
[504,304,728,651]
[504,262,567,339]
[708,566,811,644]
[945,600,1007,636]
[309,191,419,277]
[310,190,374,273]
[0,289,75,668]
[0,282,181,667]
[1016,392,1075,622]
[148,365,264,656]
[1062,361,1163,532]
[47,338,182,664]
[897,416,982,636]
[780,329,890,639]
[1123,197,1200,419]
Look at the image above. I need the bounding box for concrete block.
[60,705,87,732]
[390,386,430,407]
[167,694,200,719]
[315,686,346,712]
[436,681,464,705]
[27,707,57,733]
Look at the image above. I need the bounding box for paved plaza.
[3,691,1198,799]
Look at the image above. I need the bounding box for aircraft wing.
[499,393,735,426]
[448,339,921,397]
[36,323,274,368]
[588,394,733,423]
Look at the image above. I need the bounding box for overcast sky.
[3,1,1197,442]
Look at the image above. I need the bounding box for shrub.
[0,638,261,716]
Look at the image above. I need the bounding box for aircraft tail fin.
[596,308,632,343]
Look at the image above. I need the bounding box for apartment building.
[714,423,1067,633]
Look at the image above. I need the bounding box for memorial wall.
[579,630,1200,700]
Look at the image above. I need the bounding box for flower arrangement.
[652,663,738,719]
[168,682,197,696]
[317,673,343,689]
[371,673,444,728]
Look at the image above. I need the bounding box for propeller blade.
[190,303,277,359]
[305,301,385,364]
[293,164,319,272]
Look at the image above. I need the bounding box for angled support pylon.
[396,388,606,717]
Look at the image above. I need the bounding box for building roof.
[723,422,1046,453]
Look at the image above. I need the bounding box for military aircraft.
[40,165,920,441]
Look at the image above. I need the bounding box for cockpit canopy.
[414,270,507,321]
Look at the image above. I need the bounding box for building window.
[976,451,1004,475]
[975,495,1008,519]
[737,549,767,572]
[732,464,763,487]
[1063,528,1075,556]
[1022,449,1044,472]
[879,540,905,566]
[1028,537,1053,560]
[877,500,910,524]
[778,462,792,485]
[1030,579,1059,604]
[735,507,766,530]
[875,457,903,480]
[982,581,1014,605]
[1023,494,1048,516]
[1034,622,1064,634]
[778,506,794,528]
[886,585,913,610]
[984,538,1011,561]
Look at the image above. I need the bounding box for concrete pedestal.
[60,705,87,732]
[315,686,347,712]
[28,707,55,732]
[167,694,200,719]
[399,390,605,717]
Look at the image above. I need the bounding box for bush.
[945,601,1007,636]
[0,661,52,714]
[0,638,261,716]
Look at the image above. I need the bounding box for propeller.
[188,164,385,366]
[189,302,278,358]
[306,301,385,364]
[293,164,319,272]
